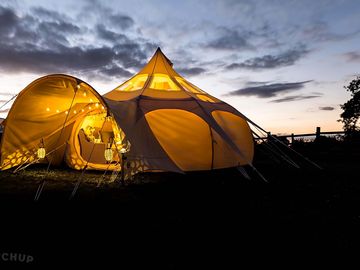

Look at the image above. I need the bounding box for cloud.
[227,45,309,70]
[226,81,312,98]
[98,65,133,77]
[0,92,18,97]
[31,7,69,21]
[82,0,134,30]
[96,24,128,42]
[319,106,335,111]
[343,51,360,62]
[177,67,207,76]
[302,21,360,43]
[270,94,322,103]
[206,27,254,51]
[0,4,154,81]
[108,13,134,30]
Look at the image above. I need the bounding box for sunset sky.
[0,0,359,134]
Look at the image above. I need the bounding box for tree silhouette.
[340,76,360,136]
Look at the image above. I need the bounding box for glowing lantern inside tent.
[37,146,46,159]
[37,139,46,159]
[104,148,113,162]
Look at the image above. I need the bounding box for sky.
[0,0,359,134]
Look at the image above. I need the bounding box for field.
[1,139,360,266]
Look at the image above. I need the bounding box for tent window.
[174,77,205,93]
[149,74,180,91]
[116,74,148,91]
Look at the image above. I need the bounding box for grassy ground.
[1,140,360,266]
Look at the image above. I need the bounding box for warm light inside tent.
[104,148,113,162]
[37,147,46,159]
[149,74,180,91]
[174,76,205,93]
[117,74,148,91]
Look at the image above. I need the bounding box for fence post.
[291,133,294,144]
[267,132,271,140]
[316,127,321,139]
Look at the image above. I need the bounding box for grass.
[1,140,360,266]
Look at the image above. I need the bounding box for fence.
[255,127,345,144]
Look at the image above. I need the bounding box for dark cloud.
[244,81,272,86]
[0,44,115,73]
[207,28,254,50]
[227,45,309,70]
[0,6,17,33]
[96,24,128,42]
[177,67,207,76]
[343,51,360,62]
[226,81,312,98]
[0,4,154,81]
[83,0,134,30]
[108,14,134,30]
[270,94,322,103]
[98,65,133,77]
[31,7,68,22]
[319,106,335,111]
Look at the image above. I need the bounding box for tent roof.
[104,48,220,102]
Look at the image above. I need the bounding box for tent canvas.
[104,48,254,174]
[0,48,254,176]
[0,75,124,171]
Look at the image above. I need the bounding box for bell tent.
[103,48,254,173]
[0,48,254,175]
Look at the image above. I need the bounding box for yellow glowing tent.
[0,48,254,175]
[104,48,254,173]
[0,74,124,171]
